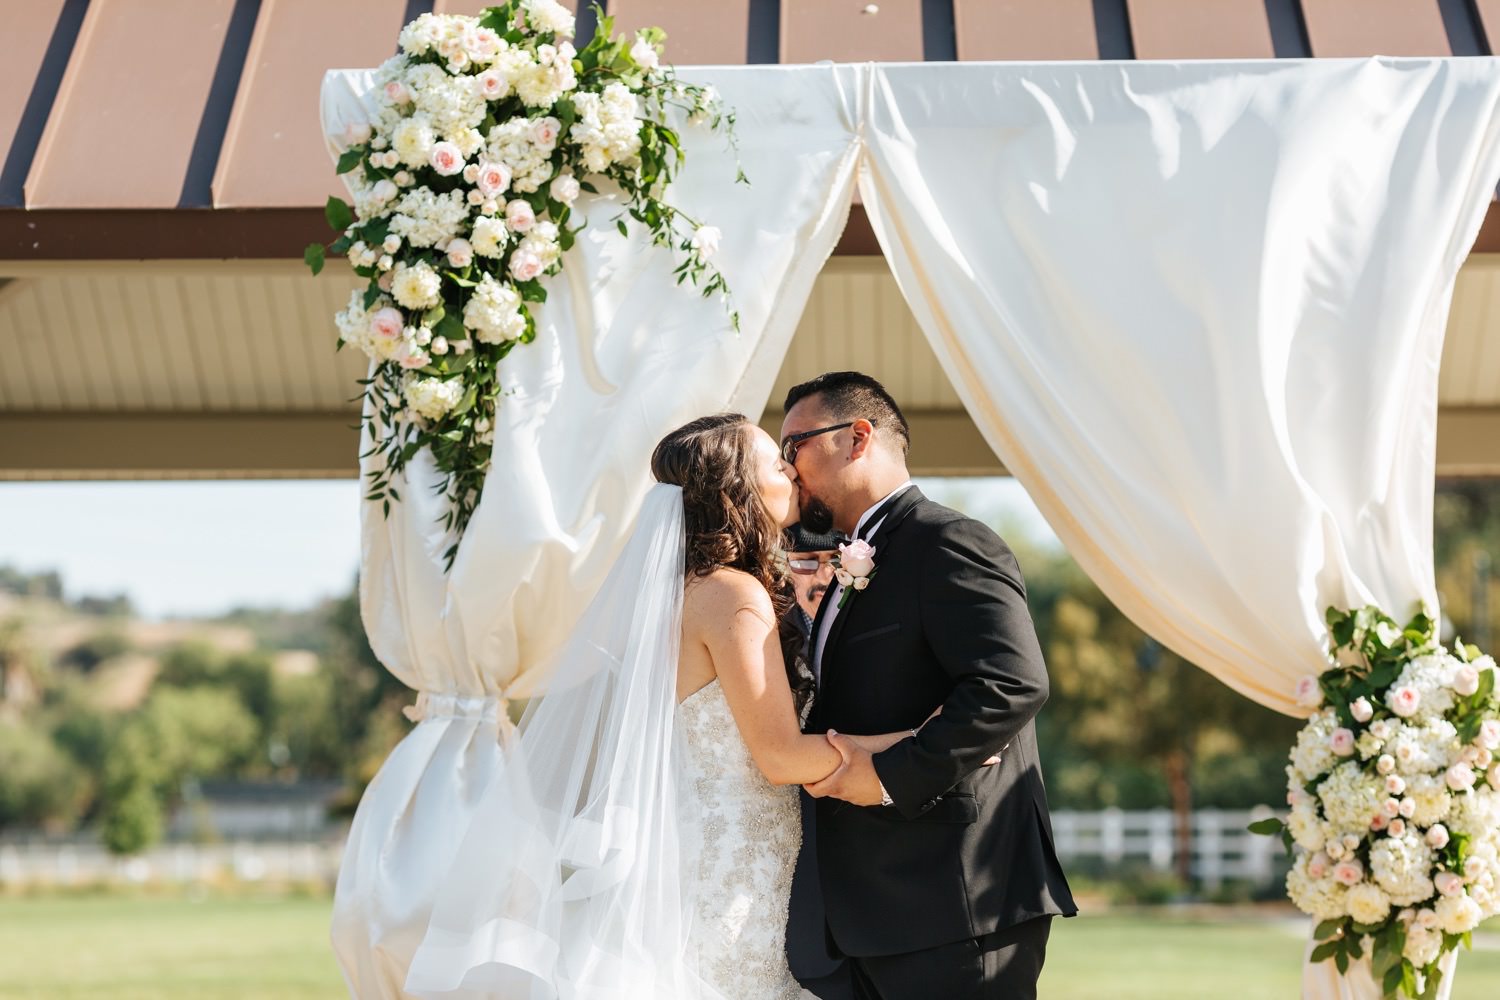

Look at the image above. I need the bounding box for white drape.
[853,58,1500,1000]
[322,58,1500,999]
[320,65,860,999]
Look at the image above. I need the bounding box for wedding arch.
[321,50,1500,1000]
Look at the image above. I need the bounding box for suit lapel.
[822,486,926,677]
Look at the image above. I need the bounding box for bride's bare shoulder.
[683,568,775,631]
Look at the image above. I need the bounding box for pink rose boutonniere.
[834,539,877,609]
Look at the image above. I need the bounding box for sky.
[0,477,1060,621]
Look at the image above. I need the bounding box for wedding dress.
[405,484,812,999]
[677,678,809,1000]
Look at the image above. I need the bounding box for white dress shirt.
[812,481,913,680]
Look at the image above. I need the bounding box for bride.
[404,413,912,999]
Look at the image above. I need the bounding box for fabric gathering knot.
[401,691,513,735]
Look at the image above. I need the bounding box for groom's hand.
[803,731,884,806]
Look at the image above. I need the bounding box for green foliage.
[0,721,87,832]
[98,777,162,856]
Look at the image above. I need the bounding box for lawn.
[0,895,1497,999]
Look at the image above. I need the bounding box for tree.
[0,721,87,833]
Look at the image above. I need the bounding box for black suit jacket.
[803,487,1076,957]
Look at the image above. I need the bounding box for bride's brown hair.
[651,413,791,611]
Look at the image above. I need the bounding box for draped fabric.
[320,65,860,999]
[321,58,1500,999]
[856,58,1500,719]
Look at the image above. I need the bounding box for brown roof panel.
[1301,0,1453,57]
[955,0,1099,61]
[0,0,75,207]
[609,0,753,65]
[781,0,924,64]
[1126,0,1275,59]
[24,0,240,209]
[212,0,413,209]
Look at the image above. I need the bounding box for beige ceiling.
[0,256,1497,478]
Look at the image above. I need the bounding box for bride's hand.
[922,706,1003,766]
[842,732,905,755]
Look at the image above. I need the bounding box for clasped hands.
[802,707,1003,807]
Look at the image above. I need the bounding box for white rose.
[1350,697,1374,722]
[1453,663,1481,696]
[549,173,580,203]
[630,36,660,70]
[505,199,537,233]
[1346,882,1392,925]
[373,179,399,203]
[853,577,871,591]
[1435,871,1464,897]
[430,336,449,355]
[1435,893,1483,934]
[1377,754,1396,775]
[690,225,722,260]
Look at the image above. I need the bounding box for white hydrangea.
[1386,718,1459,776]
[486,117,556,193]
[335,289,372,354]
[1318,762,1384,832]
[524,0,575,37]
[1449,787,1500,838]
[1346,881,1392,925]
[1287,852,1349,920]
[389,187,470,249]
[515,43,577,108]
[1392,654,1461,722]
[405,376,464,420]
[405,62,487,140]
[391,261,442,310]
[1370,832,1436,906]
[569,84,643,173]
[463,274,527,344]
[1288,803,1326,852]
[1434,893,1483,934]
[1291,710,1341,783]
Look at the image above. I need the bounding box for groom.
[781,372,1076,1000]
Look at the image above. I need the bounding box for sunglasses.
[780,422,855,464]
[787,555,836,574]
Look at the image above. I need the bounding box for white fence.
[0,839,344,888]
[1051,807,1283,888]
[0,809,1286,890]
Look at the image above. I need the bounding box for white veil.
[405,483,723,999]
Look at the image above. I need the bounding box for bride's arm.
[695,572,843,786]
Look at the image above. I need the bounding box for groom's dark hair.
[783,371,910,456]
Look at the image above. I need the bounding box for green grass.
[0,895,1497,999]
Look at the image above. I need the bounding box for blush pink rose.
[1307,852,1330,879]
[1453,664,1481,697]
[1435,871,1464,897]
[838,539,877,578]
[1332,860,1364,886]
[1426,824,1450,849]
[1370,813,1389,832]
[529,117,562,150]
[1387,818,1407,837]
[1350,696,1374,722]
[1330,728,1355,757]
[509,250,543,282]
[383,80,410,105]
[1388,686,1421,718]
[476,161,512,198]
[1481,720,1500,750]
[445,238,474,269]
[429,141,465,177]
[1446,762,1477,791]
[377,271,394,291]
[505,199,536,233]
[476,69,508,100]
[1294,676,1322,709]
[398,346,430,370]
[369,307,403,341]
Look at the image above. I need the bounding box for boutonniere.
[834,539,877,609]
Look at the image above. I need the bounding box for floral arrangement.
[305,1,740,567]
[1253,605,1500,998]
